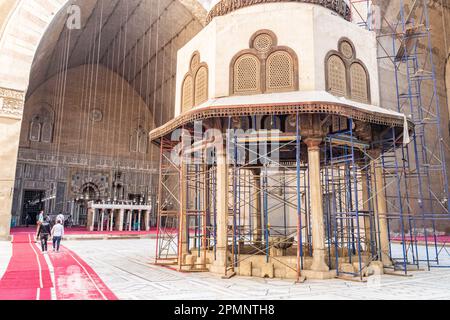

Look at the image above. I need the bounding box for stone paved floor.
[62,239,450,300]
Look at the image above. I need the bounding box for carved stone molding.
[206,0,351,25]
[0,87,25,118]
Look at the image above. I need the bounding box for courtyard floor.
[0,234,450,300]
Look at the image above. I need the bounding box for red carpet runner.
[49,246,117,300]
[0,233,117,300]
[0,234,52,300]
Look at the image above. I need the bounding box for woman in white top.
[51,220,64,252]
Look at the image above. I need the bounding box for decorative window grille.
[181,52,209,112]
[234,54,261,94]
[327,55,347,97]
[181,75,193,113]
[350,63,369,103]
[266,51,294,92]
[194,66,208,106]
[325,39,370,104]
[231,30,298,96]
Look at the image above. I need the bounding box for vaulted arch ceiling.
[27,0,208,126]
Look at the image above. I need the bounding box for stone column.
[113,209,121,231]
[100,209,105,232]
[138,210,142,231]
[361,167,372,250]
[251,169,262,244]
[305,138,329,272]
[118,209,124,231]
[144,210,151,231]
[128,210,133,231]
[109,210,114,231]
[210,149,228,274]
[369,149,392,266]
[178,161,189,267]
[87,208,95,231]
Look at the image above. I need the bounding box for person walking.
[56,213,65,225]
[25,214,31,228]
[37,216,52,254]
[35,210,44,242]
[51,220,64,252]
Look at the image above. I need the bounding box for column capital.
[367,147,382,159]
[304,137,323,150]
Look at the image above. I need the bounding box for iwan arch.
[0,0,208,239]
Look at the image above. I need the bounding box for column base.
[209,249,227,275]
[311,250,330,272]
[302,269,336,280]
[381,255,393,267]
[209,262,226,275]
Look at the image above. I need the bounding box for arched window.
[29,105,54,143]
[327,55,347,97]
[130,131,138,153]
[266,51,295,92]
[234,54,261,94]
[29,119,41,142]
[138,129,148,154]
[130,126,148,154]
[350,63,369,103]
[41,122,53,143]
[181,52,209,113]
[325,39,371,103]
[194,66,208,106]
[181,75,193,113]
[231,30,298,96]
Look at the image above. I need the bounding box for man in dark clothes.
[37,216,52,253]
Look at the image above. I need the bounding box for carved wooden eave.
[206,0,352,25]
[150,98,413,142]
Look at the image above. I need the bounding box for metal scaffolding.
[152,0,450,280]
[352,0,450,273]
[152,110,407,280]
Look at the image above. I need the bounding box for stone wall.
[0,87,24,238]
[11,65,158,224]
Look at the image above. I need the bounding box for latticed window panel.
[234,54,261,94]
[182,75,193,113]
[194,66,208,106]
[266,51,294,92]
[350,63,369,103]
[327,55,347,97]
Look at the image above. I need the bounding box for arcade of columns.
[87,203,152,232]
